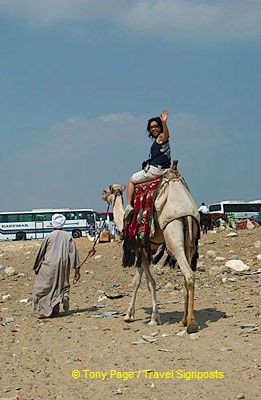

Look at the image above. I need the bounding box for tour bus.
[0,208,97,241]
[208,200,261,222]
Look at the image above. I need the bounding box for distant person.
[198,203,210,234]
[32,214,80,318]
[198,202,209,214]
[97,217,104,230]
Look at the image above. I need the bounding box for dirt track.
[0,228,260,400]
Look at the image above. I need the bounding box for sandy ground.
[0,228,260,400]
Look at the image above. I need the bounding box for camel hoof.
[186,322,198,334]
[148,318,161,326]
[179,320,187,327]
[124,315,135,323]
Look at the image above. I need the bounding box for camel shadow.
[142,306,226,330]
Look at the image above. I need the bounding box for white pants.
[131,165,169,184]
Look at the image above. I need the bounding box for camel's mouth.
[101,188,109,201]
[101,184,126,202]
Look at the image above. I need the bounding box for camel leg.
[164,219,198,333]
[180,277,189,327]
[143,256,161,326]
[124,266,143,322]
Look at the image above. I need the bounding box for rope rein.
[73,202,110,283]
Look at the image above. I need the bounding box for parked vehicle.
[0,208,96,240]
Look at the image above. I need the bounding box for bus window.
[0,215,7,223]
[7,214,21,222]
[33,213,52,221]
[22,214,33,222]
[209,204,222,212]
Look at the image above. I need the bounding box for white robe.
[32,230,79,317]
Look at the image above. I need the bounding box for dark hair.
[146,117,163,138]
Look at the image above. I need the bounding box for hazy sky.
[0,0,260,212]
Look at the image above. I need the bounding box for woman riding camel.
[124,109,171,220]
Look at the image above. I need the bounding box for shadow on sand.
[142,306,226,330]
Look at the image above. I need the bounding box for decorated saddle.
[123,177,161,268]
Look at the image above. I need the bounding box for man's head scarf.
[52,213,66,229]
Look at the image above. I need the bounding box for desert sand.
[0,228,260,400]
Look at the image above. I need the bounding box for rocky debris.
[0,263,5,271]
[206,250,217,258]
[215,256,226,262]
[254,240,261,249]
[240,324,259,333]
[256,254,261,261]
[227,232,238,237]
[5,266,17,276]
[225,260,250,273]
[209,266,222,275]
[2,294,11,301]
[228,254,240,260]
[19,298,29,304]
[2,316,15,325]
[112,388,122,395]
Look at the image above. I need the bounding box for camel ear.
[121,185,126,192]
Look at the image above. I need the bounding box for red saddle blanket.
[124,177,161,241]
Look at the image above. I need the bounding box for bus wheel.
[16,232,26,241]
[72,230,81,239]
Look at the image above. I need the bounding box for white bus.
[208,200,261,222]
[0,208,97,241]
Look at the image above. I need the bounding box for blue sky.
[0,0,260,212]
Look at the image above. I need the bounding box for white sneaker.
[124,205,134,220]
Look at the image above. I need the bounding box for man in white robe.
[32,214,80,317]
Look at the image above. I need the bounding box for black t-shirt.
[150,140,171,168]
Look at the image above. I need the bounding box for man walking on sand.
[32,214,80,317]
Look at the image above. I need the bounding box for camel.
[102,161,200,333]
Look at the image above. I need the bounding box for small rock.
[0,264,5,272]
[227,232,238,237]
[5,266,17,276]
[220,347,233,352]
[254,240,261,249]
[215,256,226,262]
[94,255,102,260]
[256,254,261,262]
[206,250,217,257]
[4,316,15,324]
[112,388,122,395]
[19,298,29,304]
[228,255,240,260]
[209,265,221,275]
[176,330,187,336]
[188,333,200,340]
[225,260,250,273]
[2,294,11,301]
[237,394,245,399]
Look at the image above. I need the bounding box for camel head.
[101,184,126,205]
